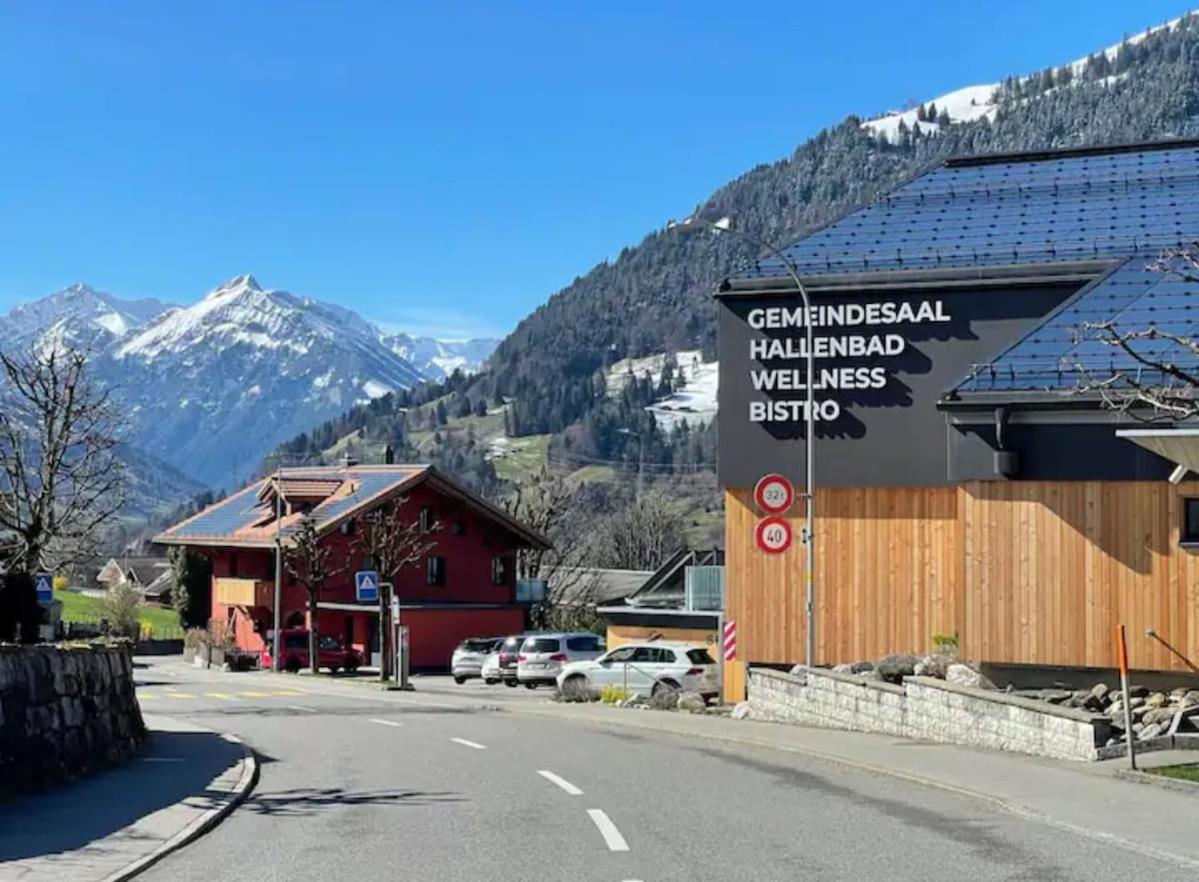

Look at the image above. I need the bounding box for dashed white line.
[450,737,486,750]
[587,808,630,852]
[537,769,583,795]
[369,718,403,727]
[287,705,316,713]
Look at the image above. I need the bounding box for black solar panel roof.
[735,141,1199,281]
[952,254,1199,396]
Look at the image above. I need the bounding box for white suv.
[556,641,718,700]
[516,632,605,688]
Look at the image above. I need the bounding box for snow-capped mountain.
[380,332,498,379]
[0,282,173,350]
[0,275,462,488]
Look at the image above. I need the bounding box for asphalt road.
[134,657,1193,882]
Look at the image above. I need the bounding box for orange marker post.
[1116,624,1137,771]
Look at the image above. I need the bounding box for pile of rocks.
[817,653,996,689]
[1012,682,1199,745]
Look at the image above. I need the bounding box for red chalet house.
[155,463,549,670]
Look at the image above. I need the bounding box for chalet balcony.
[214,577,273,608]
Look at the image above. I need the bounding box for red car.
[264,629,363,674]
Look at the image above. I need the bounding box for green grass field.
[1147,763,1199,783]
[54,590,182,635]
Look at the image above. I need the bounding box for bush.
[97,583,141,640]
[600,684,630,704]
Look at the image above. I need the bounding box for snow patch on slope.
[606,349,718,430]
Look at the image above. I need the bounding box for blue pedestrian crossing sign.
[35,573,54,604]
[355,570,380,602]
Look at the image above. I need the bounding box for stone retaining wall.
[0,643,147,795]
[749,667,1111,762]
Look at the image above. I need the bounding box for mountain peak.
[209,274,262,298]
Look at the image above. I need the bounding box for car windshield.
[522,637,560,653]
[460,639,495,653]
[318,636,342,650]
[283,634,307,649]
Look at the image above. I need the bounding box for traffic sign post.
[355,570,380,603]
[754,516,793,555]
[754,473,794,515]
[34,573,53,604]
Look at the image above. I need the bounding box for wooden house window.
[419,506,435,532]
[427,556,446,586]
[491,555,508,586]
[1183,499,1199,544]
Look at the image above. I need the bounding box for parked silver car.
[516,632,605,688]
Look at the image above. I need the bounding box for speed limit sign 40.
[754,473,794,515]
[755,516,793,554]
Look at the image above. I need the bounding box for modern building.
[598,548,724,652]
[717,140,1199,699]
[156,463,549,670]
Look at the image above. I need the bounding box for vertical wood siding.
[726,482,1199,672]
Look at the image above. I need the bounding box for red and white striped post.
[723,620,737,662]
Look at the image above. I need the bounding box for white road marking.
[587,808,630,852]
[537,769,583,795]
[450,737,486,750]
[287,705,316,713]
[370,718,403,728]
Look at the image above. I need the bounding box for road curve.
[133,658,1194,882]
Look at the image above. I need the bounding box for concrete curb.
[1115,767,1199,797]
[505,703,1199,872]
[99,732,259,882]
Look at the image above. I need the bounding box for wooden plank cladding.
[725,487,963,666]
[962,480,1199,672]
[725,481,1199,674]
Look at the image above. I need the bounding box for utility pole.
[271,463,283,672]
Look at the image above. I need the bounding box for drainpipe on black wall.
[994,406,1020,478]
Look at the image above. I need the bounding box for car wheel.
[561,675,590,702]
[484,678,499,685]
[453,676,467,685]
[652,679,680,697]
[504,679,518,688]
[524,682,537,690]
[284,656,301,674]
[328,666,340,676]
[345,660,360,673]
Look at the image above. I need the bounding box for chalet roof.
[154,464,550,551]
[725,139,1199,288]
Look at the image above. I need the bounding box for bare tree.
[1076,247,1199,421]
[590,491,685,571]
[355,498,438,681]
[0,345,127,642]
[284,514,350,674]
[501,467,593,628]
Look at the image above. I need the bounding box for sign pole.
[271,466,283,672]
[1117,624,1137,771]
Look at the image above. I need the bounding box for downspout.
[993,406,1020,478]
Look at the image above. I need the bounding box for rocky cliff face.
[0,643,146,795]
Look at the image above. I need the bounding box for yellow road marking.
[203,692,240,700]
[164,692,194,699]
[237,691,271,698]
[138,693,157,700]
[273,690,304,696]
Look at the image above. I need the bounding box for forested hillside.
[274,16,1199,501]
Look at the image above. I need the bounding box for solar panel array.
[954,255,1199,393]
[736,144,1199,279]
[161,466,425,541]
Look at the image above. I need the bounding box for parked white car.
[480,644,502,684]
[451,637,503,684]
[556,641,719,700]
[516,632,605,688]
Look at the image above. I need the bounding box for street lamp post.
[670,217,818,669]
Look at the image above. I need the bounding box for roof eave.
[718,259,1115,298]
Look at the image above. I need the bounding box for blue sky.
[0,1,1190,338]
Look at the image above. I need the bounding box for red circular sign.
[754,516,793,554]
[754,473,794,515]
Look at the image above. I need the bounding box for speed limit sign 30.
[754,473,794,515]
[755,516,793,554]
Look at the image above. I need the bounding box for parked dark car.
[496,634,526,687]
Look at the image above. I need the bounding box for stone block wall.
[749,667,1110,762]
[0,643,147,795]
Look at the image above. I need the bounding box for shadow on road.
[0,728,243,863]
[241,787,463,816]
